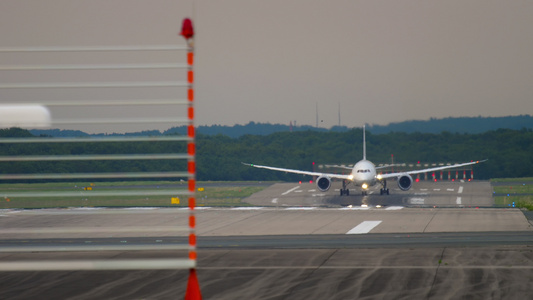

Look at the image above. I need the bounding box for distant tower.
[338,102,341,126]
[316,103,318,127]
[289,121,293,132]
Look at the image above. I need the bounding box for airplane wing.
[242,162,353,180]
[324,164,353,170]
[375,164,403,170]
[326,164,399,170]
[378,160,487,179]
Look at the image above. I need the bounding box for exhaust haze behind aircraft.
[243,126,486,196]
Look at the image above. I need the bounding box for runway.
[245,180,494,208]
[1,180,532,299]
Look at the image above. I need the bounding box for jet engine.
[316,175,331,192]
[397,174,413,191]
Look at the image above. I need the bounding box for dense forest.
[2,127,533,181]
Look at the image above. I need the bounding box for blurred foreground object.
[0,104,51,128]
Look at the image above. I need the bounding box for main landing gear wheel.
[379,180,390,195]
[340,180,350,196]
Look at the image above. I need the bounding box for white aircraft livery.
[243,126,486,196]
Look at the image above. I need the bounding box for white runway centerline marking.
[285,207,317,210]
[231,207,264,210]
[282,186,301,195]
[346,221,382,234]
[456,197,462,205]
[458,186,464,194]
[271,198,278,204]
[410,198,425,204]
[385,206,404,210]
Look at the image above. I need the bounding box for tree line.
[1,127,532,181]
[30,115,533,138]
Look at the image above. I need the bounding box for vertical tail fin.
[363,124,366,160]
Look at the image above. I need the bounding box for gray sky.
[1,0,532,133]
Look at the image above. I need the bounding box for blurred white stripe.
[0,81,188,89]
[0,63,188,71]
[0,226,187,234]
[0,45,188,52]
[0,244,191,252]
[0,259,195,271]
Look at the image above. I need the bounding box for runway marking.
[285,207,317,210]
[346,221,382,234]
[410,198,425,204]
[456,197,462,205]
[433,189,441,191]
[295,190,303,193]
[420,189,428,191]
[385,206,404,210]
[308,189,316,192]
[282,186,300,195]
[458,186,464,194]
[447,188,455,192]
[340,206,369,210]
[231,207,264,210]
[123,207,158,210]
[271,198,278,204]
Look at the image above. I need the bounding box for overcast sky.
[1,0,532,133]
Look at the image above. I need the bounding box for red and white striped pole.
[181,18,202,300]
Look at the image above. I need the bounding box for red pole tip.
[181,18,194,40]
[185,268,202,300]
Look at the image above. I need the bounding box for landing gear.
[340,180,350,196]
[362,190,368,196]
[379,180,390,195]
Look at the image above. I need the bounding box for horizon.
[25,114,533,136]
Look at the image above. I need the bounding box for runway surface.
[245,180,494,208]
[1,180,533,299]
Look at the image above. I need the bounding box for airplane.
[242,126,486,196]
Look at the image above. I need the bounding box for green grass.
[491,177,533,183]
[495,195,533,210]
[493,185,532,194]
[0,181,266,209]
[492,177,533,210]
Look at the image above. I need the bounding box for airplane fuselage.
[351,159,377,190]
